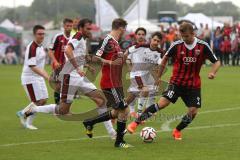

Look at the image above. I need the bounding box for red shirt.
[96,35,123,89]
[49,33,69,67]
[220,40,231,53]
[166,38,218,89]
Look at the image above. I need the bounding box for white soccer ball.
[140,127,157,143]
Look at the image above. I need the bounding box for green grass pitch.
[0,65,240,160]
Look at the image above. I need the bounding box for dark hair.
[179,22,194,33]
[112,18,128,30]
[151,31,162,40]
[33,25,45,34]
[63,18,73,24]
[78,18,92,29]
[135,27,147,35]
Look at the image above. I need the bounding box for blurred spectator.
[213,27,223,65]
[0,40,9,64]
[220,36,231,66]
[203,24,211,45]
[223,23,232,38]
[232,33,240,66]
[3,47,18,64]
[197,23,204,39]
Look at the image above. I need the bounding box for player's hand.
[208,72,216,79]
[53,61,61,70]
[76,68,85,77]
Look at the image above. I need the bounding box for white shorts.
[60,74,97,103]
[23,79,48,102]
[128,74,156,96]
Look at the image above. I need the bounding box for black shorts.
[162,83,201,108]
[102,87,127,110]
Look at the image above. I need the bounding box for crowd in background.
[1,20,240,66]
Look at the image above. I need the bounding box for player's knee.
[188,107,198,117]
[158,97,170,109]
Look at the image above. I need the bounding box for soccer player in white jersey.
[18,19,116,139]
[125,32,164,115]
[124,27,156,118]
[17,25,50,129]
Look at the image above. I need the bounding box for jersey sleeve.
[49,35,58,50]
[127,45,137,60]
[27,46,37,66]
[68,32,83,49]
[96,38,114,58]
[165,43,177,57]
[204,43,218,63]
[68,38,80,49]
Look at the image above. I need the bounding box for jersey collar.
[184,37,197,50]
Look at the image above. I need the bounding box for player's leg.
[173,88,201,140]
[17,82,50,129]
[129,98,137,118]
[125,92,137,118]
[114,106,130,148]
[172,107,198,140]
[85,89,116,139]
[137,97,147,115]
[127,84,178,133]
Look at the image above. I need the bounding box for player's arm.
[48,35,60,69]
[95,50,122,65]
[204,43,221,79]
[48,49,60,69]
[208,61,221,79]
[65,44,85,76]
[30,66,49,81]
[155,55,168,83]
[27,47,49,80]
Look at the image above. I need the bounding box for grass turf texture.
[0,65,239,160]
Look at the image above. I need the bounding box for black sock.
[85,110,112,125]
[54,92,60,104]
[135,103,159,124]
[116,120,126,144]
[176,114,194,131]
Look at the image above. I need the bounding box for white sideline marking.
[160,106,240,131]
[1,122,240,147]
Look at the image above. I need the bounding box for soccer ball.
[140,127,157,143]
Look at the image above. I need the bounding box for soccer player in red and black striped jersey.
[83,18,131,148]
[127,22,221,140]
[48,18,73,104]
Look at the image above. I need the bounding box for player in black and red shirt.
[82,18,131,148]
[127,22,221,140]
[48,18,73,104]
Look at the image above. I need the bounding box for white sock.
[21,103,33,114]
[97,107,115,135]
[32,104,56,114]
[138,97,147,112]
[146,96,155,108]
[129,98,136,113]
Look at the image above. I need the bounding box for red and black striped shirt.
[49,33,70,65]
[96,34,123,89]
[166,38,218,89]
